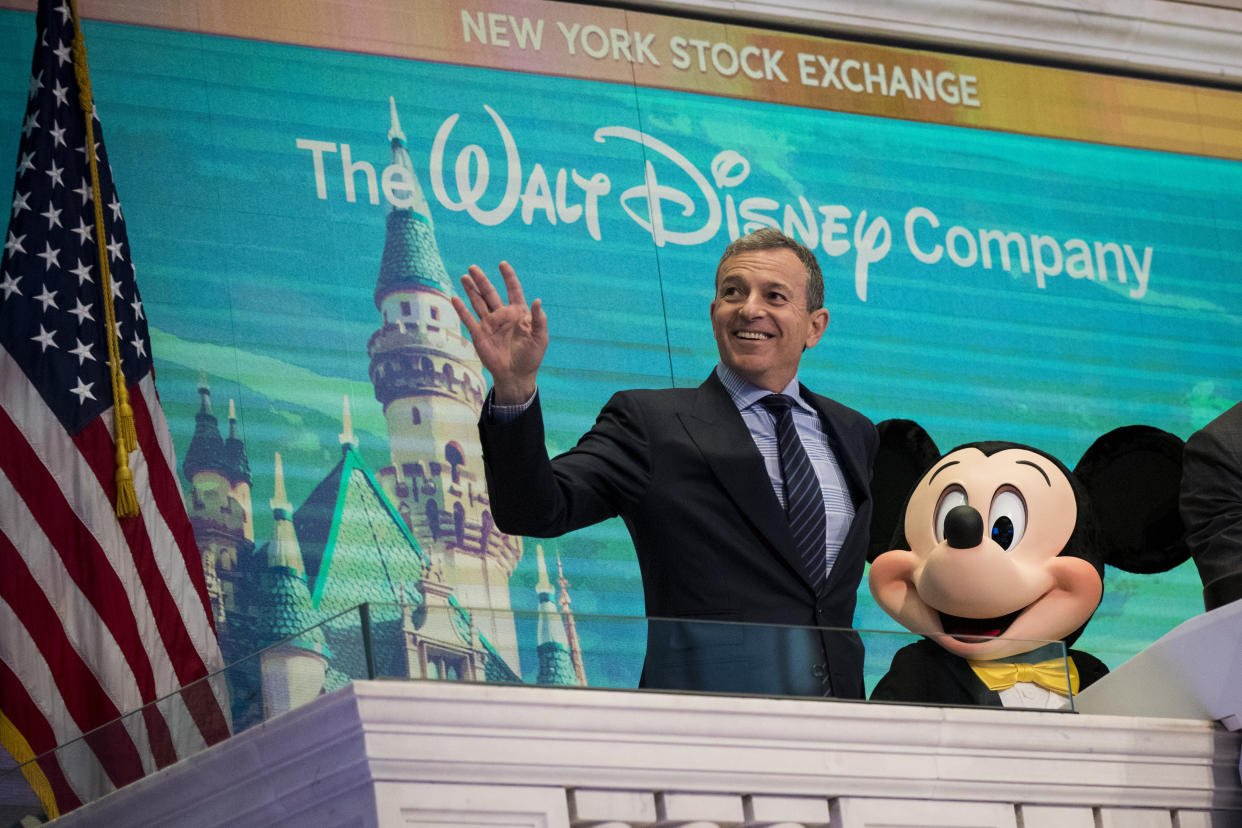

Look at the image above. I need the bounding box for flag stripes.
[1,1,230,816]
[0,661,84,813]
[1,359,229,811]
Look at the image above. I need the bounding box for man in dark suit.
[451,229,877,698]
[1181,401,1242,611]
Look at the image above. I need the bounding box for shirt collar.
[715,362,812,414]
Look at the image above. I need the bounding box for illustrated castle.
[181,100,585,726]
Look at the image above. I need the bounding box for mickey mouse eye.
[934,487,968,543]
[989,488,1027,551]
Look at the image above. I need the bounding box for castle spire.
[268,452,302,573]
[557,553,587,687]
[374,98,452,307]
[388,95,406,144]
[256,453,327,718]
[224,398,252,485]
[198,368,212,414]
[339,395,356,450]
[534,545,575,686]
[535,544,555,598]
[367,97,523,672]
[182,371,225,481]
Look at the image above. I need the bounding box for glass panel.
[0,605,1070,823]
[0,605,369,823]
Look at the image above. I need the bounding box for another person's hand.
[451,261,548,404]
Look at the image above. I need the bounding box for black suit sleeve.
[479,392,651,538]
[1180,404,1242,610]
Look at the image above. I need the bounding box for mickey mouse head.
[868,422,1189,663]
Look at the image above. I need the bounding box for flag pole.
[67,0,138,517]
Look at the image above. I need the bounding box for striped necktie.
[760,394,827,588]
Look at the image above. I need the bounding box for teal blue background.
[2,9,1239,686]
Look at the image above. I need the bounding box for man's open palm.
[451,261,548,403]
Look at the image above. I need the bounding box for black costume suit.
[479,371,877,698]
[1181,401,1242,611]
[870,639,1109,707]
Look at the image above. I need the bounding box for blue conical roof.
[254,564,328,654]
[374,98,453,305]
[182,383,226,481]
[536,641,577,686]
[224,402,251,485]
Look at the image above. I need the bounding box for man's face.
[709,248,830,393]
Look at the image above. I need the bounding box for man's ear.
[805,307,830,347]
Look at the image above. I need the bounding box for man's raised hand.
[451,261,548,405]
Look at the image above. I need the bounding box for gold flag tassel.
[70,0,139,517]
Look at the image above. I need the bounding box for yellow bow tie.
[968,656,1080,695]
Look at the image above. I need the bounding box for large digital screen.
[1,0,1239,698]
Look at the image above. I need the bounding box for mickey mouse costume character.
[867,421,1189,709]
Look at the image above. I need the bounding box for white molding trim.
[608,0,1242,85]
[53,681,1242,827]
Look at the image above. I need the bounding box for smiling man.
[453,228,878,698]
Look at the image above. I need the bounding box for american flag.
[0,0,229,818]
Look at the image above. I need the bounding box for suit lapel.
[949,651,1003,706]
[803,385,868,504]
[677,374,808,587]
[804,386,870,597]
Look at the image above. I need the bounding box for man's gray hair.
[715,228,825,311]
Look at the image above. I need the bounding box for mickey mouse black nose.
[944,504,984,549]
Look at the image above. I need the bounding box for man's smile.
[709,247,829,392]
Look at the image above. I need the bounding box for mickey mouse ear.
[1074,425,1189,574]
[868,419,941,562]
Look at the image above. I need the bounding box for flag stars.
[5,230,26,257]
[71,217,92,246]
[0,272,21,300]
[130,296,144,320]
[28,70,43,99]
[49,120,67,148]
[12,190,31,216]
[73,180,93,205]
[21,111,38,139]
[74,142,98,166]
[130,334,146,358]
[36,241,61,271]
[46,160,65,189]
[106,236,124,262]
[110,276,123,300]
[70,258,93,285]
[69,377,96,405]
[52,40,72,67]
[33,284,58,312]
[51,79,70,108]
[17,151,36,176]
[69,297,93,324]
[107,195,123,222]
[53,1,72,24]
[31,325,58,352]
[41,203,63,230]
[69,338,95,365]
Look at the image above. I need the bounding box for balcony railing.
[0,605,1074,823]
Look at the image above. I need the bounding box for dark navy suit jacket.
[479,371,877,698]
[1181,401,1242,611]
